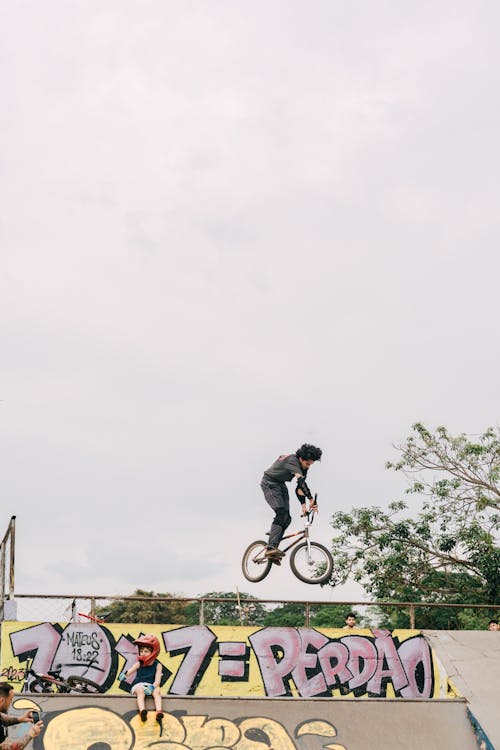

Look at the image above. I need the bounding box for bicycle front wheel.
[242,540,273,583]
[66,675,102,694]
[290,541,333,584]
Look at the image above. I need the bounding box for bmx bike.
[26,660,103,694]
[242,497,334,584]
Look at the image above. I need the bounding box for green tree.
[96,590,188,624]
[185,592,267,626]
[263,603,363,628]
[329,424,500,629]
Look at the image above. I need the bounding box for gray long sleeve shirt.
[263,454,307,483]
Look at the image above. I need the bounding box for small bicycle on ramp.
[25,658,103,694]
[242,496,334,584]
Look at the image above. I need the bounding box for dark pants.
[261,476,292,549]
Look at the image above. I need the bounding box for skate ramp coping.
[8,694,479,750]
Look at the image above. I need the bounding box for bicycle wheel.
[290,541,334,584]
[242,540,273,582]
[66,675,102,694]
[29,677,54,694]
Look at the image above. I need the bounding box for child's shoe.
[140,709,147,722]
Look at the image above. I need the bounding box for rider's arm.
[295,475,317,513]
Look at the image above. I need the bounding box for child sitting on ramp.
[119,634,164,725]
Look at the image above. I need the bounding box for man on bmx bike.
[261,444,322,564]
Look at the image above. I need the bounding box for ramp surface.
[424,630,500,748]
[9,694,478,750]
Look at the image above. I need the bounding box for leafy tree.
[263,603,309,627]
[96,590,188,624]
[329,424,500,628]
[185,592,267,626]
[311,605,363,628]
[263,603,363,628]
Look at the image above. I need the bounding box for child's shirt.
[132,659,160,686]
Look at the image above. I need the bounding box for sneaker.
[264,548,284,559]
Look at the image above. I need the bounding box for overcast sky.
[1,1,499,608]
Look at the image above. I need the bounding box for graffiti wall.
[4,694,477,750]
[0,623,456,699]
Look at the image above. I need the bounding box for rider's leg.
[261,479,291,549]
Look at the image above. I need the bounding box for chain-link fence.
[5,595,499,628]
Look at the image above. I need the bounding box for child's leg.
[135,686,146,713]
[153,686,163,714]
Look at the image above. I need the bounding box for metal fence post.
[8,516,16,599]
[199,599,205,626]
[409,603,416,629]
[305,602,310,627]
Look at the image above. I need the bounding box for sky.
[1,1,499,609]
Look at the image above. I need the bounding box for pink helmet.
[133,634,161,666]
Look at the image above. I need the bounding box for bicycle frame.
[26,667,72,693]
[277,507,316,556]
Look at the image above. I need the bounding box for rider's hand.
[118,671,127,682]
[308,502,318,513]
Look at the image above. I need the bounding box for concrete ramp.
[423,630,500,748]
[9,694,478,750]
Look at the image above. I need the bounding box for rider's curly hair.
[296,444,322,461]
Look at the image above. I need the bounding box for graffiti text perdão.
[1,623,444,698]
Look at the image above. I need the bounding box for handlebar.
[301,493,318,523]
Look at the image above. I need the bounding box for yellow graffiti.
[43,707,133,749]
[296,721,337,737]
[1,623,453,699]
[182,716,242,750]
[237,717,298,750]
[35,707,347,750]
[129,710,186,748]
[11,698,41,712]
[295,720,346,750]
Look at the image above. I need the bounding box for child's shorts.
[131,682,154,695]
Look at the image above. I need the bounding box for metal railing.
[6,593,500,629]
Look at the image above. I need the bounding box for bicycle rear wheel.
[290,541,333,584]
[66,675,102,693]
[242,540,273,582]
[29,677,53,694]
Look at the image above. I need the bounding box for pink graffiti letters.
[218,642,250,680]
[163,625,217,695]
[249,628,433,698]
[6,622,434,699]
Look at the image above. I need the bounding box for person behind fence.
[261,444,322,563]
[487,619,499,631]
[343,612,358,629]
[0,682,43,749]
[119,635,164,724]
